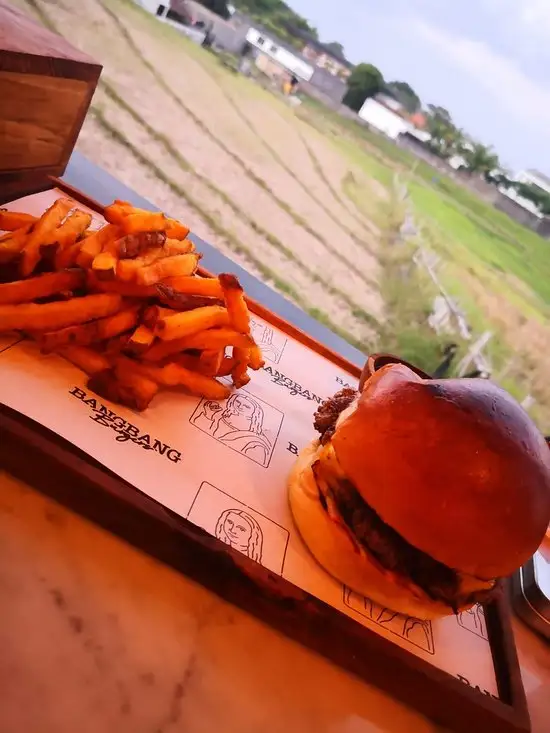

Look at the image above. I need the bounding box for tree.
[324,41,346,60]
[460,143,500,178]
[385,81,421,113]
[343,63,384,111]
[513,182,550,215]
[232,1,319,41]
[425,104,462,158]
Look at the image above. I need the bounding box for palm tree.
[425,105,464,159]
[461,143,499,178]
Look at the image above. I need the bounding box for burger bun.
[288,441,472,619]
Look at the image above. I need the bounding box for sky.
[288,0,550,174]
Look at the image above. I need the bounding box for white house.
[245,27,314,81]
[358,97,412,140]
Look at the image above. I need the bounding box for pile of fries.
[0,198,264,411]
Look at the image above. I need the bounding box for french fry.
[103,332,132,357]
[163,327,253,352]
[174,353,203,371]
[231,346,251,388]
[135,253,200,286]
[56,345,111,375]
[116,247,166,281]
[248,343,265,370]
[165,222,190,240]
[0,225,33,264]
[141,336,191,363]
[217,356,237,377]
[92,251,118,280]
[156,286,222,311]
[116,355,231,400]
[0,293,123,332]
[126,324,155,354]
[0,269,85,306]
[113,365,159,410]
[119,211,188,238]
[47,210,92,248]
[121,211,168,235]
[55,241,82,270]
[198,349,223,377]
[34,305,139,352]
[76,224,120,268]
[106,231,166,258]
[155,305,230,341]
[164,238,194,255]
[20,198,74,276]
[219,274,250,334]
[142,305,174,330]
[87,272,157,298]
[0,211,37,231]
[0,198,264,412]
[160,276,224,299]
[103,200,134,224]
[89,367,159,411]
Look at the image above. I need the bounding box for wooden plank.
[0,72,89,170]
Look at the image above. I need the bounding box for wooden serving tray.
[0,180,531,733]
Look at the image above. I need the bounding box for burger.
[288,356,550,619]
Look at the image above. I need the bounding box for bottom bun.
[288,441,472,619]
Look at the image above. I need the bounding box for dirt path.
[18,0,383,345]
[99,0,380,279]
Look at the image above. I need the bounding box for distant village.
[136,0,550,237]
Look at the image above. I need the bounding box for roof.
[282,25,354,68]
[235,13,315,67]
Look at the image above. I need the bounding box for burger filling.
[313,390,497,612]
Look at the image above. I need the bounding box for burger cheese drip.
[312,432,497,613]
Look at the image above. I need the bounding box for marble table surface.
[1,469,549,733]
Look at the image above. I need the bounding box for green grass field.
[299,96,550,429]
[301,98,550,312]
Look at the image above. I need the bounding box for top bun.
[332,363,550,579]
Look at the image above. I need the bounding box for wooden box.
[0,0,101,200]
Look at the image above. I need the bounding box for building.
[244,26,314,82]
[285,27,353,79]
[301,41,353,79]
[135,1,207,43]
[358,95,414,139]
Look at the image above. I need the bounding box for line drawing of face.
[215,509,263,562]
[222,393,265,434]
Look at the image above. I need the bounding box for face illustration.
[223,512,251,547]
[204,400,222,419]
[232,395,254,418]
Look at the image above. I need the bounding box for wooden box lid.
[0,0,102,200]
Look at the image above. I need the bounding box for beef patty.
[314,387,357,444]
